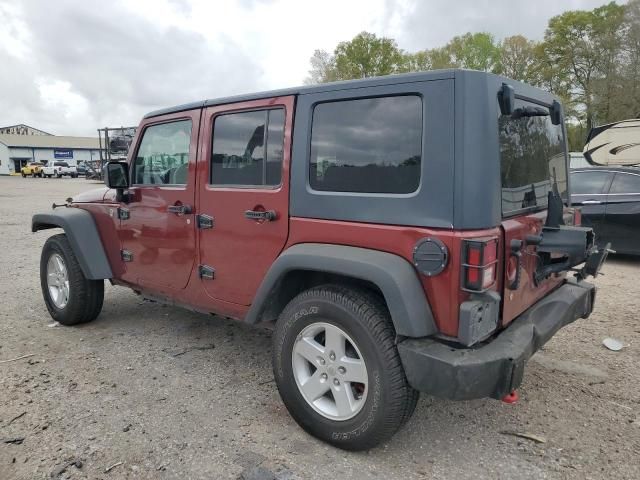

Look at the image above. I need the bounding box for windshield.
[499,99,567,216]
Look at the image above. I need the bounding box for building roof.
[0,124,53,135]
[0,134,100,149]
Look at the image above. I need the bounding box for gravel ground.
[0,176,638,480]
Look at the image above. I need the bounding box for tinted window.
[133,120,192,185]
[499,99,567,215]
[54,162,69,167]
[570,171,611,195]
[309,96,422,194]
[211,108,285,186]
[610,172,640,194]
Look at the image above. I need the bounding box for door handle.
[581,200,602,205]
[244,209,276,221]
[167,204,192,215]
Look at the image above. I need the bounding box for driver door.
[118,110,200,293]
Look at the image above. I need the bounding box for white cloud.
[0,0,625,136]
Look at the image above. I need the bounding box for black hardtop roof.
[143,69,522,119]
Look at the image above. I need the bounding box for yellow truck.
[21,162,44,178]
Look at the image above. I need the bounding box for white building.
[0,124,101,175]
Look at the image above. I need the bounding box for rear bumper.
[398,280,596,400]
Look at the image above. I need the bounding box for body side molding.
[32,208,113,280]
[245,243,437,338]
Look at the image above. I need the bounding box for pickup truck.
[42,161,78,178]
[21,162,44,177]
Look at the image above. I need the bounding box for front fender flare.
[246,243,437,338]
[32,207,112,280]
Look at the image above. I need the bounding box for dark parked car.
[571,166,640,255]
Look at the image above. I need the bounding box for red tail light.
[462,237,498,292]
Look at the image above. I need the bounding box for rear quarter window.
[309,95,422,194]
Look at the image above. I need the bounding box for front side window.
[570,171,612,195]
[211,108,285,186]
[133,120,192,185]
[499,99,567,216]
[309,95,422,194]
[610,172,640,194]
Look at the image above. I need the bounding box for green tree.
[305,32,407,84]
[499,35,538,83]
[604,0,640,120]
[305,49,337,84]
[403,47,456,72]
[332,32,407,80]
[541,2,626,129]
[446,32,501,72]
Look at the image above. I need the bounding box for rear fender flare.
[245,243,437,338]
[32,207,112,280]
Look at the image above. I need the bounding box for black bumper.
[397,280,596,400]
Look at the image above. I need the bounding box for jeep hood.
[71,187,112,203]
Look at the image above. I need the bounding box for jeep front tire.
[40,233,104,325]
[272,285,418,451]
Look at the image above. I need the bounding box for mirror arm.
[115,188,130,204]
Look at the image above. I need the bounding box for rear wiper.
[511,106,549,119]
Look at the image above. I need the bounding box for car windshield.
[499,99,568,216]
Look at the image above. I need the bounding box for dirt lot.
[0,176,638,480]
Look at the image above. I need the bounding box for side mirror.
[105,161,129,189]
[105,162,130,202]
[498,83,515,115]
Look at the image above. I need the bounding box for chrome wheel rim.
[292,322,368,421]
[47,253,69,309]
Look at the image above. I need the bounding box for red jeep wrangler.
[33,70,607,451]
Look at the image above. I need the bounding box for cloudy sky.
[0,0,620,136]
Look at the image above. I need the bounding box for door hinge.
[197,214,214,229]
[118,207,130,220]
[198,265,215,280]
[121,250,133,262]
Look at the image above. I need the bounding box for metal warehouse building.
[0,124,101,175]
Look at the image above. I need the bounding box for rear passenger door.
[570,170,613,236]
[196,96,294,305]
[603,171,640,254]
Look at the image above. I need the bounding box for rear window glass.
[570,171,611,195]
[499,99,567,216]
[54,162,69,167]
[309,95,422,194]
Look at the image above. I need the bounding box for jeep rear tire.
[40,234,104,325]
[272,285,418,451]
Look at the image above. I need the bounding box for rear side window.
[133,120,192,185]
[610,172,640,194]
[570,171,611,195]
[211,108,285,186]
[309,95,422,194]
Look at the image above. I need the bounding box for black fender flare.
[245,243,437,338]
[32,208,113,280]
